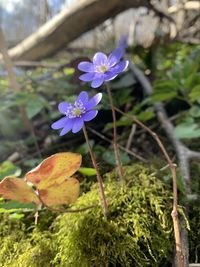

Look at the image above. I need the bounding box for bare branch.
[168,1,200,13]
[148,2,176,24]
[3,0,149,61]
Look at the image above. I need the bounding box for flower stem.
[106,83,123,180]
[83,125,109,217]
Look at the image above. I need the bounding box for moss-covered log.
[0,164,175,267]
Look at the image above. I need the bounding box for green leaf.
[175,121,200,139]
[0,161,21,180]
[189,105,200,118]
[26,96,46,119]
[76,140,94,155]
[153,80,179,91]
[105,117,130,129]
[189,85,200,102]
[151,79,179,102]
[183,73,197,90]
[150,91,177,102]
[103,151,130,165]
[0,200,35,213]
[78,167,96,176]
[0,92,47,119]
[137,107,155,121]
[107,107,154,129]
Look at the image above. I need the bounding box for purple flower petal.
[108,48,124,67]
[110,60,129,74]
[85,93,102,110]
[93,52,107,66]
[79,72,95,82]
[59,119,74,136]
[72,118,84,133]
[118,35,128,50]
[58,102,71,114]
[78,61,94,72]
[104,72,118,82]
[76,91,89,105]
[83,110,98,122]
[91,74,104,88]
[51,117,69,130]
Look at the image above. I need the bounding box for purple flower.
[118,34,128,51]
[78,48,129,88]
[51,91,102,136]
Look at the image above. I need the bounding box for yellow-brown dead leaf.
[38,177,80,206]
[25,152,82,190]
[0,177,40,204]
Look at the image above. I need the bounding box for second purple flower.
[78,47,129,88]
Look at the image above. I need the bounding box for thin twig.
[87,126,146,162]
[37,193,98,213]
[83,125,109,217]
[150,155,176,176]
[34,210,39,225]
[106,83,123,179]
[114,107,184,267]
[126,124,136,150]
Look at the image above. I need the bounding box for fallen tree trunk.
[5,0,148,61]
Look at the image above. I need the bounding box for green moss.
[0,164,173,267]
[0,215,55,267]
[11,230,55,267]
[53,164,173,267]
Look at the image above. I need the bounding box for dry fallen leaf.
[39,177,80,206]
[0,177,40,204]
[26,152,82,190]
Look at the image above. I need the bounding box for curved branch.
[3,0,149,61]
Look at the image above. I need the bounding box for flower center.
[99,65,107,73]
[73,108,82,116]
[65,100,86,118]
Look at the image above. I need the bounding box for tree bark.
[4,0,148,61]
